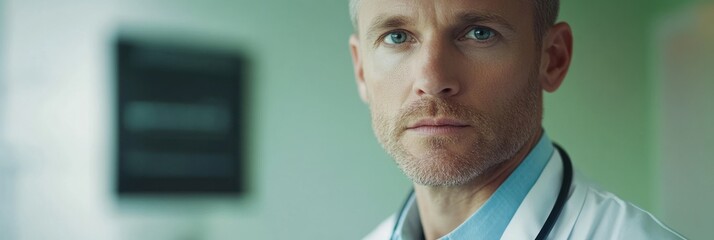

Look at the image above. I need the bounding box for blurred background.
[0,0,712,239]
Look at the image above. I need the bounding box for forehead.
[357,0,532,34]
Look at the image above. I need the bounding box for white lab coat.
[364,149,685,239]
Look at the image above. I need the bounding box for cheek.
[462,51,536,111]
[363,50,413,112]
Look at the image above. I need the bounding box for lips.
[407,118,470,130]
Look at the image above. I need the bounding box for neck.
[414,130,542,240]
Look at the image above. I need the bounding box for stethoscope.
[390,144,573,240]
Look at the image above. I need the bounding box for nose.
[413,39,461,98]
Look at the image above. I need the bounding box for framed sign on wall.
[115,38,247,194]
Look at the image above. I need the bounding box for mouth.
[406,118,470,135]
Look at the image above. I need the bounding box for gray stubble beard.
[371,78,541,187]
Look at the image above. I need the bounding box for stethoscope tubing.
[536,143,573,240]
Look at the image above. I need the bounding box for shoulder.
[567,174,686,239]
[363,215,396,240]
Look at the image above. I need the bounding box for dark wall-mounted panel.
[116,38,246,195]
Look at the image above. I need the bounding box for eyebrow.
[363,11,516,40]
[457,11,515,32]
[365,14,413,40]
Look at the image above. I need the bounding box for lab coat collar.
[500,147,586,239]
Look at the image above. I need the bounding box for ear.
[539,22,573,92]
[350,34,369,103]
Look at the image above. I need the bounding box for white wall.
[3,0,117,239]
[656,4,714,239]
[0,0,17,239]
[1,0,410,239]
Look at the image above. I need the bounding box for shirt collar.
[393,133,554,240]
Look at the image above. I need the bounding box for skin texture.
[349,0,572,239]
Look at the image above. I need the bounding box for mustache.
[395,98,485,129]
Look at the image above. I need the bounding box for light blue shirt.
[392,133,555,240]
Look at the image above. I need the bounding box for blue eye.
[466,27,496,41]
[384,31,409,44]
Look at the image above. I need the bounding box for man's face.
[350,0,545,186]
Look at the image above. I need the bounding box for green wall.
[544,0,656,210]
[545,0,710,220]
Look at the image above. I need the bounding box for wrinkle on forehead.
[357,0,411,34]
[356,0,532,34]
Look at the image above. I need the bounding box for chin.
[395,144,489,187]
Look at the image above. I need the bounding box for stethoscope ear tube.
[390,144,574,240]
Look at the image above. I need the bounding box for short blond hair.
[349,0,360,30]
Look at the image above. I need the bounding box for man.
[347,0,685,239]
